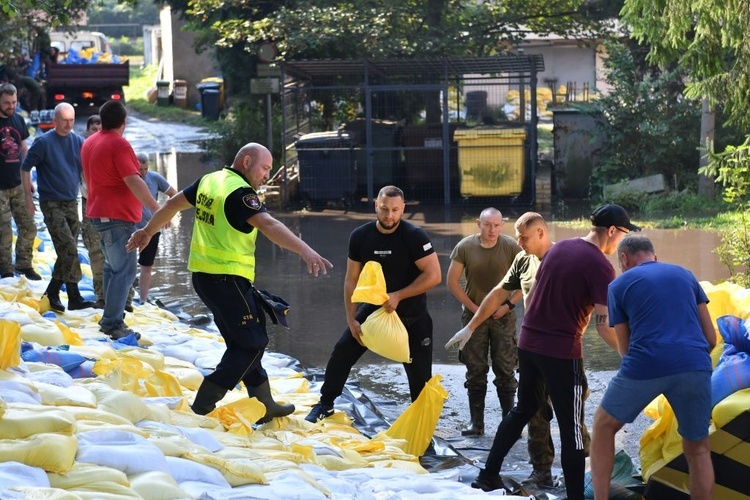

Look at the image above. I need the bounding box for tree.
[169,0,621,94]
[585,40,702,205]
[621,0,750,197]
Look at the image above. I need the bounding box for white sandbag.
[175,481,233,499]
[2,487,81,499]
[75,429,170,475]
[137,420,224,452]
[26,368,74,387]
[0,377,41,404]
[0,461,49,488]
[165,456,230,487]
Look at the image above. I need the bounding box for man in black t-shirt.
[0,83,39,280]
[305,185,442,426]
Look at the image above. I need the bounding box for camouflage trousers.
[0,184,37,275]
[80,198,104,300]
[40,200,83,283]
[459,310,518,396]
[527,372,591,470]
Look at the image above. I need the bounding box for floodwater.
[130,149,732,373]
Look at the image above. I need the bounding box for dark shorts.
[138,231,161,266]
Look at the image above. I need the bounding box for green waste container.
[156,80,170,107]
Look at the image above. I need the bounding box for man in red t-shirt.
[81,100,160,340]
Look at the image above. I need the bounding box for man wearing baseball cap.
[469,203,639,499]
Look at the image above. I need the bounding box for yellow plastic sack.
[351,261,389,305]
[360,307,410,363]
[381,375,448,456]
[0,319,21,369]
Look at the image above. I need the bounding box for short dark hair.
[99,100,127,130]
[0,82,17,97]
[377,185,404,200]
[618,234,655,255]
[86,114,101,129]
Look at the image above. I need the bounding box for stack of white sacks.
[0,242,530,498]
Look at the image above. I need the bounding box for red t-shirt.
[519,237,615,359]
[81,130,141,222]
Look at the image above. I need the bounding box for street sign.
[250,78,280,94]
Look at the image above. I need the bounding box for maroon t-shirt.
[519,237,615,359]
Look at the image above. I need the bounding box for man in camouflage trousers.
[0,82,40,280]
[446,207,522,437]
[21,103,95,311]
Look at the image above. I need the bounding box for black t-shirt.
[183,167,267,232]
[0,113,30,189]
[349,220,435,319]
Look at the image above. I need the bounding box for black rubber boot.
[499,391,516,417]
[66,282,96,310]
[43,278,65,312]
[248,380,295,424]
[461,390,485,436]
[191,379,228,415]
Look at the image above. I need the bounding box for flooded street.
[98,115,732,477]
[130,148,731,371]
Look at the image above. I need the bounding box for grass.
[124,59,209,126]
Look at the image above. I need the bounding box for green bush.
[113,36,143,56]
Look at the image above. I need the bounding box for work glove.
[445,325,473,350]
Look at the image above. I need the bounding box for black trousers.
[192,272,269,390]
[482,347,587,500]
[319,304,433,405]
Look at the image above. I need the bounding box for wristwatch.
[503,299,515,310]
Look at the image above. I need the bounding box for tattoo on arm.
[595,313,608,325]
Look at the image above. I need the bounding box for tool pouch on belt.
[253,288,291,329]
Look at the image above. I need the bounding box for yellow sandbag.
[182,451,267,486]
[120,347,165,371]
[0,394,5,417]
[164,366,204,391]
[54,321,84,346]
[351,261,389,305]
[639,395,683,481]
[0,432,77,473]
[128,471,189,500]
[56,405,135,427]
[69,482,141,499]
[0,319,21,369]
[360,307,411,363]
[371,459,428,474]
[208,397,266,435]
[381,375,447,456]
[314,448,371,470]
[87,383,153,424]
[48,462,128,489]
[21,321,65,346]
[0,406,76,439]
[36,382,97,408]
[712,387,750,428]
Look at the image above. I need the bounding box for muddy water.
[141,151,731,373]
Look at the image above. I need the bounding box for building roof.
[281,55,545,83]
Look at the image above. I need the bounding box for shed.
[279,55,544,207]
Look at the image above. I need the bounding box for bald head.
[53,102,75,136]
[233,143,273,189]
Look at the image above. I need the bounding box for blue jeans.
[91,218,136,331]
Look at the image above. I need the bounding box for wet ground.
[78,114,731,484]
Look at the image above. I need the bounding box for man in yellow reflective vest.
[127,142,332,423]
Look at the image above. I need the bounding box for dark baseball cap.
[590,204,641,232]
